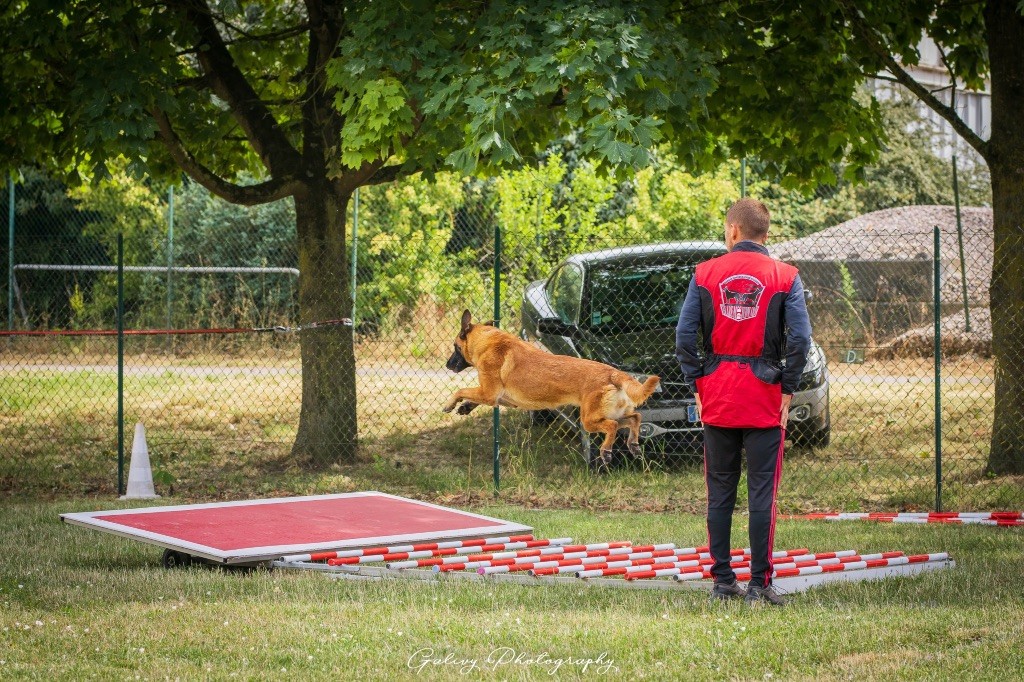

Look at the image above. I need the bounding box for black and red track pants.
[703,425,784,588]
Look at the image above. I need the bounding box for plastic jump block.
[616,548,809,581]
[558,548,810,579]
[672,552,950,582]
[325,538,573,566]
[445,547,704,574]
[280,534,535,563]
[472,546,774,576]
[790,512,1022,526]
[390,541,645,570]
[574,550,858,579]
[501,549,719,577]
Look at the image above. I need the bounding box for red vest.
[694,248,799,428]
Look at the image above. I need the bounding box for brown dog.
[443,310,660,467]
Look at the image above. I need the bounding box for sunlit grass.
[0,352,1014,511]
[0,500,1021,680]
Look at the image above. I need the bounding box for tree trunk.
[985,0,1024,475]
[291,181,358,462]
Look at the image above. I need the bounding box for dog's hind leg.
[581,398,621,472]
[618,413,642,456]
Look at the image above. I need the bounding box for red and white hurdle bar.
[477,545,759,576]
[786,512,1023,527]
[273,535,954,593]
[572,549,864,579]
[620,552,917,581]
[279,533,538,563]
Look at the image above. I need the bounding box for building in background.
[874,36,990,164]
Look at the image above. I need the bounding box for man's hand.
[694,393,702,420]
[780,393,793,430]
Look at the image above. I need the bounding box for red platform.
[61,492,532,564]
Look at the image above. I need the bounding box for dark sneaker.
[745,583,787,607]
[710,580,747,601]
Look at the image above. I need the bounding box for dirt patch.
[877,307,991,358]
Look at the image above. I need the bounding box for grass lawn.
[1,499,1021,680]
[2,353,1021,512]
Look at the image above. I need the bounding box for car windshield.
[586,259,700,333]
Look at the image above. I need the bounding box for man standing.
[675,198,811,606]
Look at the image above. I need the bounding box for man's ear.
[460,309,473,339]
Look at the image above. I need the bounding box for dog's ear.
[459,309,473,339]
[481,320,495,327]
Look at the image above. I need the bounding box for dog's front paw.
[628,441,641,456]
[456,401,479,415]
[441,401,459,413]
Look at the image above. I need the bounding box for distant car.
[520,242,830,466]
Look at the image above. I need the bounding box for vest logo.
[719,274,765,322]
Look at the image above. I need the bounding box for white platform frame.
[60,492,533,564]
[272,558,955,594]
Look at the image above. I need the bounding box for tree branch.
[173,74,210,90]
[209,15,310,45]
[361,164,408,186]
[869,73,902,84]
[170,0,302,176]
[150,107,304,205]
[839,2,989,160]
[301,0,346,174]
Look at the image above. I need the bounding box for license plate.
[687,404,700,423]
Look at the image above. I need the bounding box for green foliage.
[170,179,298,328]
[67,170,168,327]
[329,1,709,177]
[14,91,986,333]
[353,175,487,331]
[2,168,168,329]
[751,97,991,239]
[836,261,867,342]
[4,0,976,193]
[1,169,105,328]
[624,159,735,241]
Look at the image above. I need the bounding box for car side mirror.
[537,317,576,337]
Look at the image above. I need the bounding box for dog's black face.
[446,342,472,373]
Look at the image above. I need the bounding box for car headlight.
[798,345,826,390]
[805,344,824,371]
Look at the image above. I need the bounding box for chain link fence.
[1,153,1018,511]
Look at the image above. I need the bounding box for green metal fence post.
[7,177,13,334]
[351,187,359,317]
[933,225,942,512]
[493,223,501,496]
[117,232,125,496]
[740,158,747,198]
[952,155,971,332]
[166,185,174,350]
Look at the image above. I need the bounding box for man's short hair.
[726,198,770,241]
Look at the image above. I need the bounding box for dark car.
[519,242,830,466]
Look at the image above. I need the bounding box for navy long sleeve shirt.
[675,241,812,395]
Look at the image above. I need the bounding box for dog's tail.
[623,375,661,406]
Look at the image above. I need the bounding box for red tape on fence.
[0,318,353,337]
